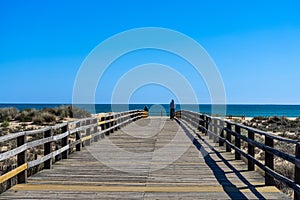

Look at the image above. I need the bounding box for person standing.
[170,99,175,119]
[144,105,149,112]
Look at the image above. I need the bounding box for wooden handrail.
[0,110,144,192]
[176,110,300,199]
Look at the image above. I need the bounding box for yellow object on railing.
[142,111,148,118]
[0,163,28,184]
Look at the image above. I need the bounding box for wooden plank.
[10,184,281,193]
[82,135,92,142]
[53,131,69,140]
[27,137,53,149]
[52,145,70,157]
[0,131,25,143]
[0,163,27,184]
[28,154,53,168]
[26,127,51,136]
[51,122,68,130]
[0,144,27,162]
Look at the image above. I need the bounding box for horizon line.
[1,102,300,106]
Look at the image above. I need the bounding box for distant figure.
[144,105,149,112]
[170,99,175,119]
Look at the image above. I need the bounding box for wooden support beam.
[248,130,255,171]
[265,135,274,186]
[44,128,53,169]
[61,124,69,159]
[17,134,27,183]
[235,125,241,160]
[226,123,232,152]
[294,143,300,200]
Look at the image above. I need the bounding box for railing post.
[193,114,198,128]
[205,115,209,136]
[93,118,99,142]
[44,128,53,169]
[85,119,91,146]
[17,134,27,183]
[226,122,232,152]
[115,114,119,130]
[213,118,218,143]
[61,123,69,159]
[55,145,61,162]
[105,116,110,135]
[208,117,213,139]
[110,116,114,134]
[219,120,224,146]
[200,115,204,133]
[100,117,105,131]
[176,111,181,119]
[76,121,82,151]
[235,125,241,160]
[114,114,119,131]
[248,130,255,171]
[265,135,274,186]
[294,143,300,200]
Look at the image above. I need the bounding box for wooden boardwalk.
[1,117,289,199]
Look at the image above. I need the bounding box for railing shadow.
[176,118,267,200]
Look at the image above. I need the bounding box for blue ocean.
[0,104,300,117]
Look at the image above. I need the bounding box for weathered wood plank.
[0,163,27,184]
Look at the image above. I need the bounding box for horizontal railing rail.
[0,110,146,192]
[176,110,300,200]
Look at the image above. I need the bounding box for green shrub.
[71,106,91,118]
[17,110,32,122]
[251,116,267,122]
[41,112,56,123]
[1,120,9,128]
[41,108,56,115]
[0,107,19,122]
[32,112,56,125]
[32,114,44,125]
[54,106,70,118]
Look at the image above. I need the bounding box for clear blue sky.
[1,0,300,104]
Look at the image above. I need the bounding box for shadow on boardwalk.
[176,119,267,200]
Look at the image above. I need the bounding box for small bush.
[54,106,70,118]
[41,108,56,115]
[16,109,38,122]
[41,112,56,123]
[251,116,268,121]
[1,120,9,128]
[0,107,19,122]
[70,106,91,118]
[32,114,44,125]
[32,112,56,125]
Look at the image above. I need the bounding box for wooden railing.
[176,110,300,200]
[0,110,145,192]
